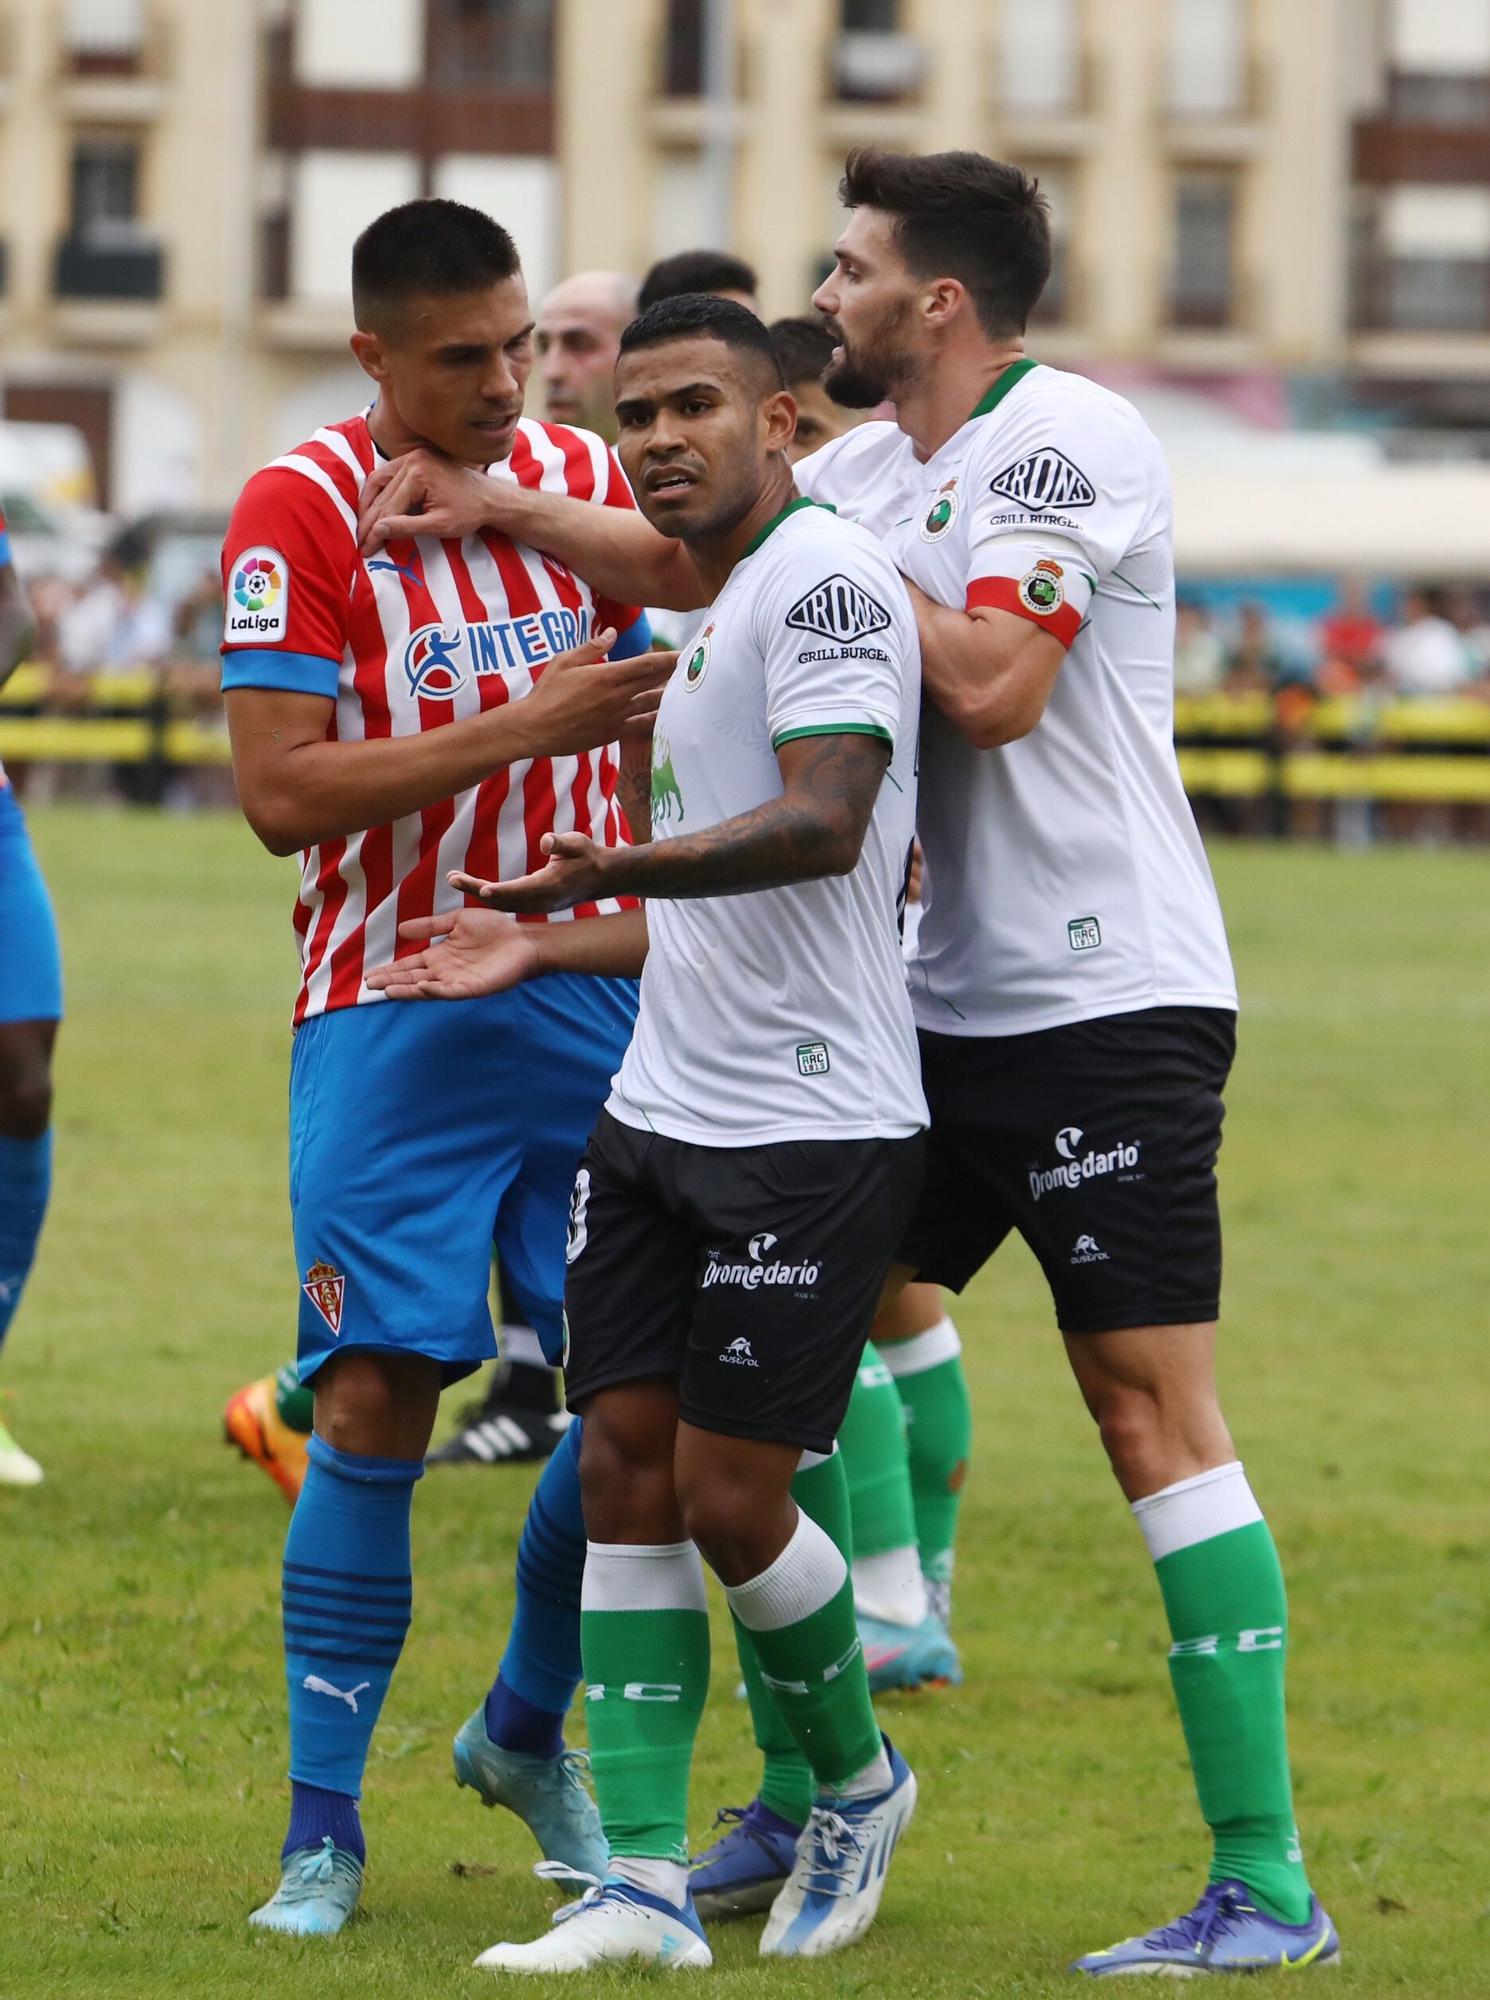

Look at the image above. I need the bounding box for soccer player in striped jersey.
[0,511,59,1488]
[224,200,672,1938]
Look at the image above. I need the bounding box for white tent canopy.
[1171,465,1490,578]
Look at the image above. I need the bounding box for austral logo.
[403,608,591,702]
[990,449,1096,510]
[786,575,892,647]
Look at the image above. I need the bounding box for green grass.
[3,810,1488,1998]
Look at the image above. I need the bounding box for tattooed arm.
[450,731,891,912]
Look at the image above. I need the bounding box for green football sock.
[1135,1462,1312,1926]
[275,1360,314,1435]
[837,1344,917,1558]
[581,1541,710,1861]
[728,1510,883,1796]
[881,1319,972,1609]
[735,1450,852,1825]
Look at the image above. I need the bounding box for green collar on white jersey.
[740,492,834,560]
[969,357,1039,422]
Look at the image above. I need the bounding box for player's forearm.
[234,705,542,856]
[480,481,706,613]
[916,597,1053,748]
[530,907,649,978]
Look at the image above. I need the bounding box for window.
[294,0,422,88]
[70,137,140,239]
[1027,165,1074,324]
[1389,0,1490,71]
[1166,0,1246,117]
[1363,182,1490,332]
[1170,171,1237,327]
[428,0,554,90]
[841,0,899,26]
[663,0,704,97]
[999,0,1081,114]
[64,0,145,57]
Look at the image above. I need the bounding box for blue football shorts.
[0,787,63,1025]
[288,970,637,1383]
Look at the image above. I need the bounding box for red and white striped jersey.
[220,413,649,1024]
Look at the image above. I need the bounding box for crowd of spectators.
[1174,581,1490,702]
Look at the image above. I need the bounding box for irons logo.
[303,1260,346,1337]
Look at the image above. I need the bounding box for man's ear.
[350,329,389,385]
[922,277,967,331]
[763,388,797,457]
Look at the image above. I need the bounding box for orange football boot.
[223,1373,309,1503]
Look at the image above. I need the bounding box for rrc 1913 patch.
[786,574,891,647]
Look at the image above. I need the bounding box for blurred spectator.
[1173,599,1226,696]
[57,549,170,683]
[1444,587,1490,686]
[1316,575,1382,693]
[1380,587,1469,696]
[639,249,760,316]
[1222,601,1285,695]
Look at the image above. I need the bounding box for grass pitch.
[2,809,1488,1998]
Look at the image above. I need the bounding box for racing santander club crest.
[684,621,714,691]
[1017,557,1066,618]
[302,1260,346,1337]
[920,478,959,542]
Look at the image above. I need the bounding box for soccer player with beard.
[222,199,674,1937]
[355,152,1341,1979]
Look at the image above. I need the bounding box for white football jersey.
[795,360,1237,1038]
[609,498,927,1146]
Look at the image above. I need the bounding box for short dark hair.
[352,199,521,329]
[639,249,760,311]
[619,293,785,392]
[768,315,836,388]
[839,148,1051,338]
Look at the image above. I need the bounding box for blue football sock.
[281,1435,421,1853]
[0,1130,51,1352]
[283,1780,366,1866]
[488,1417,584,1732]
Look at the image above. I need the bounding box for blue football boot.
[248,1835,363,1936]
[860,1610,962,1693]
[1072,1879,1341,1975]
[453,1704,608,1880]
[690,1800,802,1919]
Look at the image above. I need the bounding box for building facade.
[0,0,1486,513]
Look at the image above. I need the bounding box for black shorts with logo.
[897,1007,1236,1335]
[563,1109,925,1452]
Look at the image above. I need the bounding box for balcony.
[1352,251,1490,337]
[263,16,552,157]
[1161,50,1269,158]
[51,231,165,343]
[992,43,1099,150]
[54,1,171,119]
[1354,72,1490,186]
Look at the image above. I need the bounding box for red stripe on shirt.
[966,573,1082,648]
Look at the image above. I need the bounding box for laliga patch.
[919,478,959,541]
[1017,558,1066,617]
[225,546,289,642]
[786,575,891,646]
[990,448,1095,510]
[302,1259,345,1337]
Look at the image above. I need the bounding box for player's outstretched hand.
[357,448,498,552]
[363,909,543,1001]
[518,637,676,755]
[450,833,610,915]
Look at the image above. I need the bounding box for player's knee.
[578,1407,677,1541]
[0,1063,52,1141]
[1088,1382,1164,1481]
[314,1352,435,1460]
[677,1473,781,1586]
